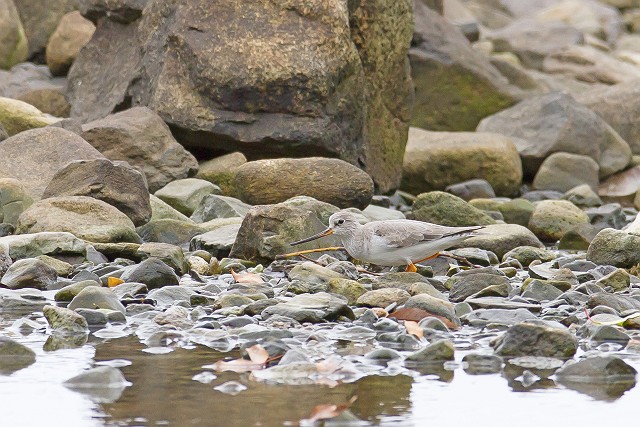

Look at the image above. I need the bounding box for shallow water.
[2,311,640,427]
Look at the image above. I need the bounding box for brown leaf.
[301,396,358,424]
[404,320,424,340]
[246,344,269,364]
[107,277,124,288]
[389,307,458,330]
[230,268,264,284]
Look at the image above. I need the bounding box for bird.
[289,211,484,272]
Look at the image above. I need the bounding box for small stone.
[404,294,460,327]
[562,184,602,208]
[68,287,126,314]
[502,246,556,267]
[596,268,631,292]
[0,258,57,290]
[533,152,599,193]
[405,340,455,364]
[492,322,577,358]
[0,337,36,374]
[155,178,221,217]
[54,280,101,302]
[528,200,590,242]
[43,305,88,335]
[119,258,180,289]
[356,288,411,308]
[590,325,631,346]
[445,179,496,201]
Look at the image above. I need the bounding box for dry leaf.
[212,344,269,372]
[246,344,269,364]
[301,396,358,424]
[230,268,264,284]
[404,320,424,340]
[389,307,458,330]
[107,277,124,288]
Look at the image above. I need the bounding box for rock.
[119,258,179,289]
[234,158,374,210]
[558,223,601,250]
[68,286,126,314]
[587,228,640,268]
[0,0,28,69]
[410,1,518,131]
[405,340,455,364]
[586,204,626,230]
[189,225,240,258]
[533,152,600,192]
[409,191,496,226]
[0,127,104,199]
[361,205,406,222]
[147,286,195,308]
[67,1,413,193]
[149,195,193,223]
[404,294,460,327]
[448,271,511,303]
[528,200,590,242]
[521,280,563,302]
[43,305,89,335]
[556,356,636,385]
[0,257,57,289]
[196,152,246,197]
[54,280,101,302]
[589,325,631,346]
[445,179,496,201]
[537,0,622,43]
[326,279,367,305]
[356,288,411,308]
[578,80,640,154]
[492,322,577,358]
[13,0,77,56]
[544,45,640,86]
[462,308,537,327]
[454,223,544,258]
[562,184,603,208]
[587,292,640,313]
[46,11,95,76]
[230,197,340,264]
[136,242,187,275]
[596,268,630,292]
[63,366,128,403]
[80,107,198,192]
[0,97,62,136]
[477,92,632,179]
[598,165,640,206]
[488,18,584,70]
[136,219,205,248]
[0,178,33,226]
[79,0,147,24]
[0,336,35,374]
[0,231,86,260]
[401,128,522,196]
[155,178,221,217]
[261,292,354,323]
[16,196,140,243]
[503,246,556,267]
[15,87,70,117]
[43,158,151,226]
[190,195,250,223]
[470,198,535,227]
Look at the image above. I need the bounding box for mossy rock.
[410,191,497,226]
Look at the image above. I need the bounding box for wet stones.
[492,322,578,358]
[0,257,57,290]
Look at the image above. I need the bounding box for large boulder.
[230,197,340,264]
[0,127,104,199]
[46,11,95,76]
[528,200,590,242]
[234,158,374,210]
[80,107,198,192]
[16,196,140,243]
[401,128,522,196]
[0,97,61,136]
[66,0,413,193]
[532,152,599,192]
[43,158,151,226]
[13,0,78,57]
[410,0,519,131]
[409,191,497,226]
[453,223,544,259]
[477,92,632,179]
[0,0,28,69]
[0,232,86,260]
[587,228,640,268]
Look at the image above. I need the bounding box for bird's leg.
[276,246,345,260]
[406,252,441,272]
[440,252,481,268]
[405,262,418,273]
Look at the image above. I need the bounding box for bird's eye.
[336,219,345,225]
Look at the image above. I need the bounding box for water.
[1,313,639,427]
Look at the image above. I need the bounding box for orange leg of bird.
[405,252,441,272]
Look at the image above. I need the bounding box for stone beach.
[3,0,640,425]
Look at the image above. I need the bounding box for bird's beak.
[289,228,334,246]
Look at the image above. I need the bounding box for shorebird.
[288,211,484,272]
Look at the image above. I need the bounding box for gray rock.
[587,292,640,314]
[404,294,461,327]
[492,322,577,358]
[0,232,86,261]
[288,262,346,287]
[521,281,563,302]
[477,92,632,179]
[503,246,556,267]
[453,223,543,259]
[80,107,198,192]
[596,268,630,292]
[448,272,511,303]
[13,0,77,57]
[558,223,602,250]
[405,340,455,364]
[68,287,126,314]
[0,178,33,226]
[149,195,193,223]
[195,151,247,197]
[136,242,188,275]
[189,225,241,258]
[261,292,354,323]
[54,280,101,302]
[16,196,141,244]
[461,308,537,327]
[590,325,631,345]
[147,286,195,308]
[35,255,74,277]
[528,200,590,242]
[0,336,36,374]
[586,204,626,230]
[587,228,640,268]
[136,219,205,248]
[190,195,250,223]
[43,305,89,335]
[119,258,180,289]
[599,165,640,207]
[326,279,367,305]
[356,288,411,308]
[533,152,600,193]
[234,158,374,210]
[154,178,220,217]
[63,366,129,403]
[0,257,57,290]
[556,356,636,386]
[462,353,504,375]
[0,127,105,200]
[562,184,602,208]
[445,179,496,201]
[409,191,496,226]
[42,158,151,226]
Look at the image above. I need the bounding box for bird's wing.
[370,221,483,249]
